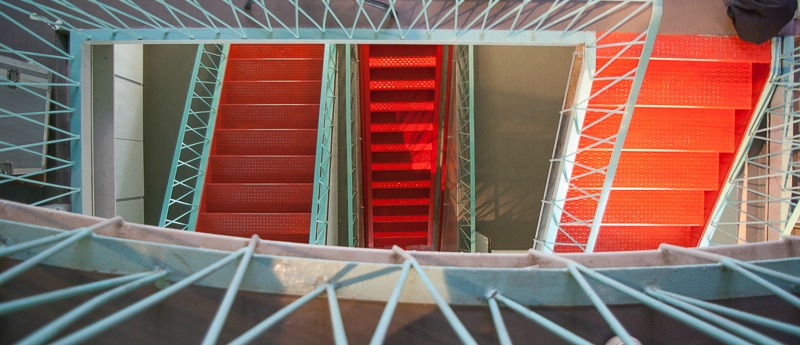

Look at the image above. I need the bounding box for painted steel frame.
[1,200,799,344]
[701,38,799,246]
[309,43,338,245]
[159,44,228,230]
[454,45,476,253]
[345,44,363,248]
[0,1,660,229]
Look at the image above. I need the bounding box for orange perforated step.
[579,108,735,151]
[207,156,315,183]
[225,59,323,81]
[561,190,705,225]
[555,226,692,253]
[222,81,322,104]
[203,184,312,213]
[214,129,316,155]
[218,105,318,129]
[228,44,324,59]
[596,33,772,62]
[197,213,310,242]
[571,152,719,190]
[592,59,752,108]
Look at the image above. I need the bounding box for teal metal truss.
[701,38,799,246]
[159,44,228,230]
[309,44,338,245]
[454,45,476,253]
[1,201,800,343]
[0,0,661,249]
[345,44,362,248]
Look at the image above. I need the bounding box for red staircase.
[196,44,323,243]
[360,45,445,249]
[555,34,771,252]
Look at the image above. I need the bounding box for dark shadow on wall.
[143,44,198,226]
[473,45,573,251]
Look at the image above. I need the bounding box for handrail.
[159,44,229,230]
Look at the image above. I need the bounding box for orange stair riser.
[592,59,752,108]
[197,214,310,238]
[570,152,719,190]
[226,59,323,81]
[222,81,321,104]
[561,190,705,225]
[228,44,324,59]
[214,130,317,155]
[579,108,735,151]
[596,33,772,62]
[203,184,312,213]
[555,226,692,252]
[218,105,318,129]
[207,156,315,183]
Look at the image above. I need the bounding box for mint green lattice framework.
[159,44,228,230]
[0,0,660,216]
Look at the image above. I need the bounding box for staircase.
[555,34,771,252]
[195,44,323,243]
[360,45,445,249]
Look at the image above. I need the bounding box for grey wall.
[473,46,573,251]
[143,45,198,226]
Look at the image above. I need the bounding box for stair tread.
[371,143,433,152]
[372,181,431,188]
[371,123,434,132]
[373,231,428,238]
[369,56,437,68]
[373,198,430,205]
[373,215,429,222]
[370,102,435,112]
[372,163,432,170]
[370,80,436,90]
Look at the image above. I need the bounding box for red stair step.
[579,108,735,152]
[555,225,692,253]
[372,162,432,170]
[561,190,705,225]
[372,143,433,152]
[591,59,752,108]
[203,184,312,213]
[370,79,436,90]
[207,155,315,183]
[226,59,323,81]
[372,181,431,188]
[214,129,316,155]
[222,81,321,104]
[218,105,318,129]
[197,213,310,242]
[369,56,437,68]
[228,44,324,59]
[371,123,434,132]
[596,33,772,63]
[370,102,435,112]
[373,215,428,222]
[373,198,430,206]
[570,151,719,190]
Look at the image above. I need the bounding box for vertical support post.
[455,45,476,253]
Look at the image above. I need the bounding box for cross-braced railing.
[345,44,362,248]
[535,0,663,253]
[454,45,476,253]
[309,44,338,245]
[159,44,228,230]
[1,201,799,344]
[701,38,800,246]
